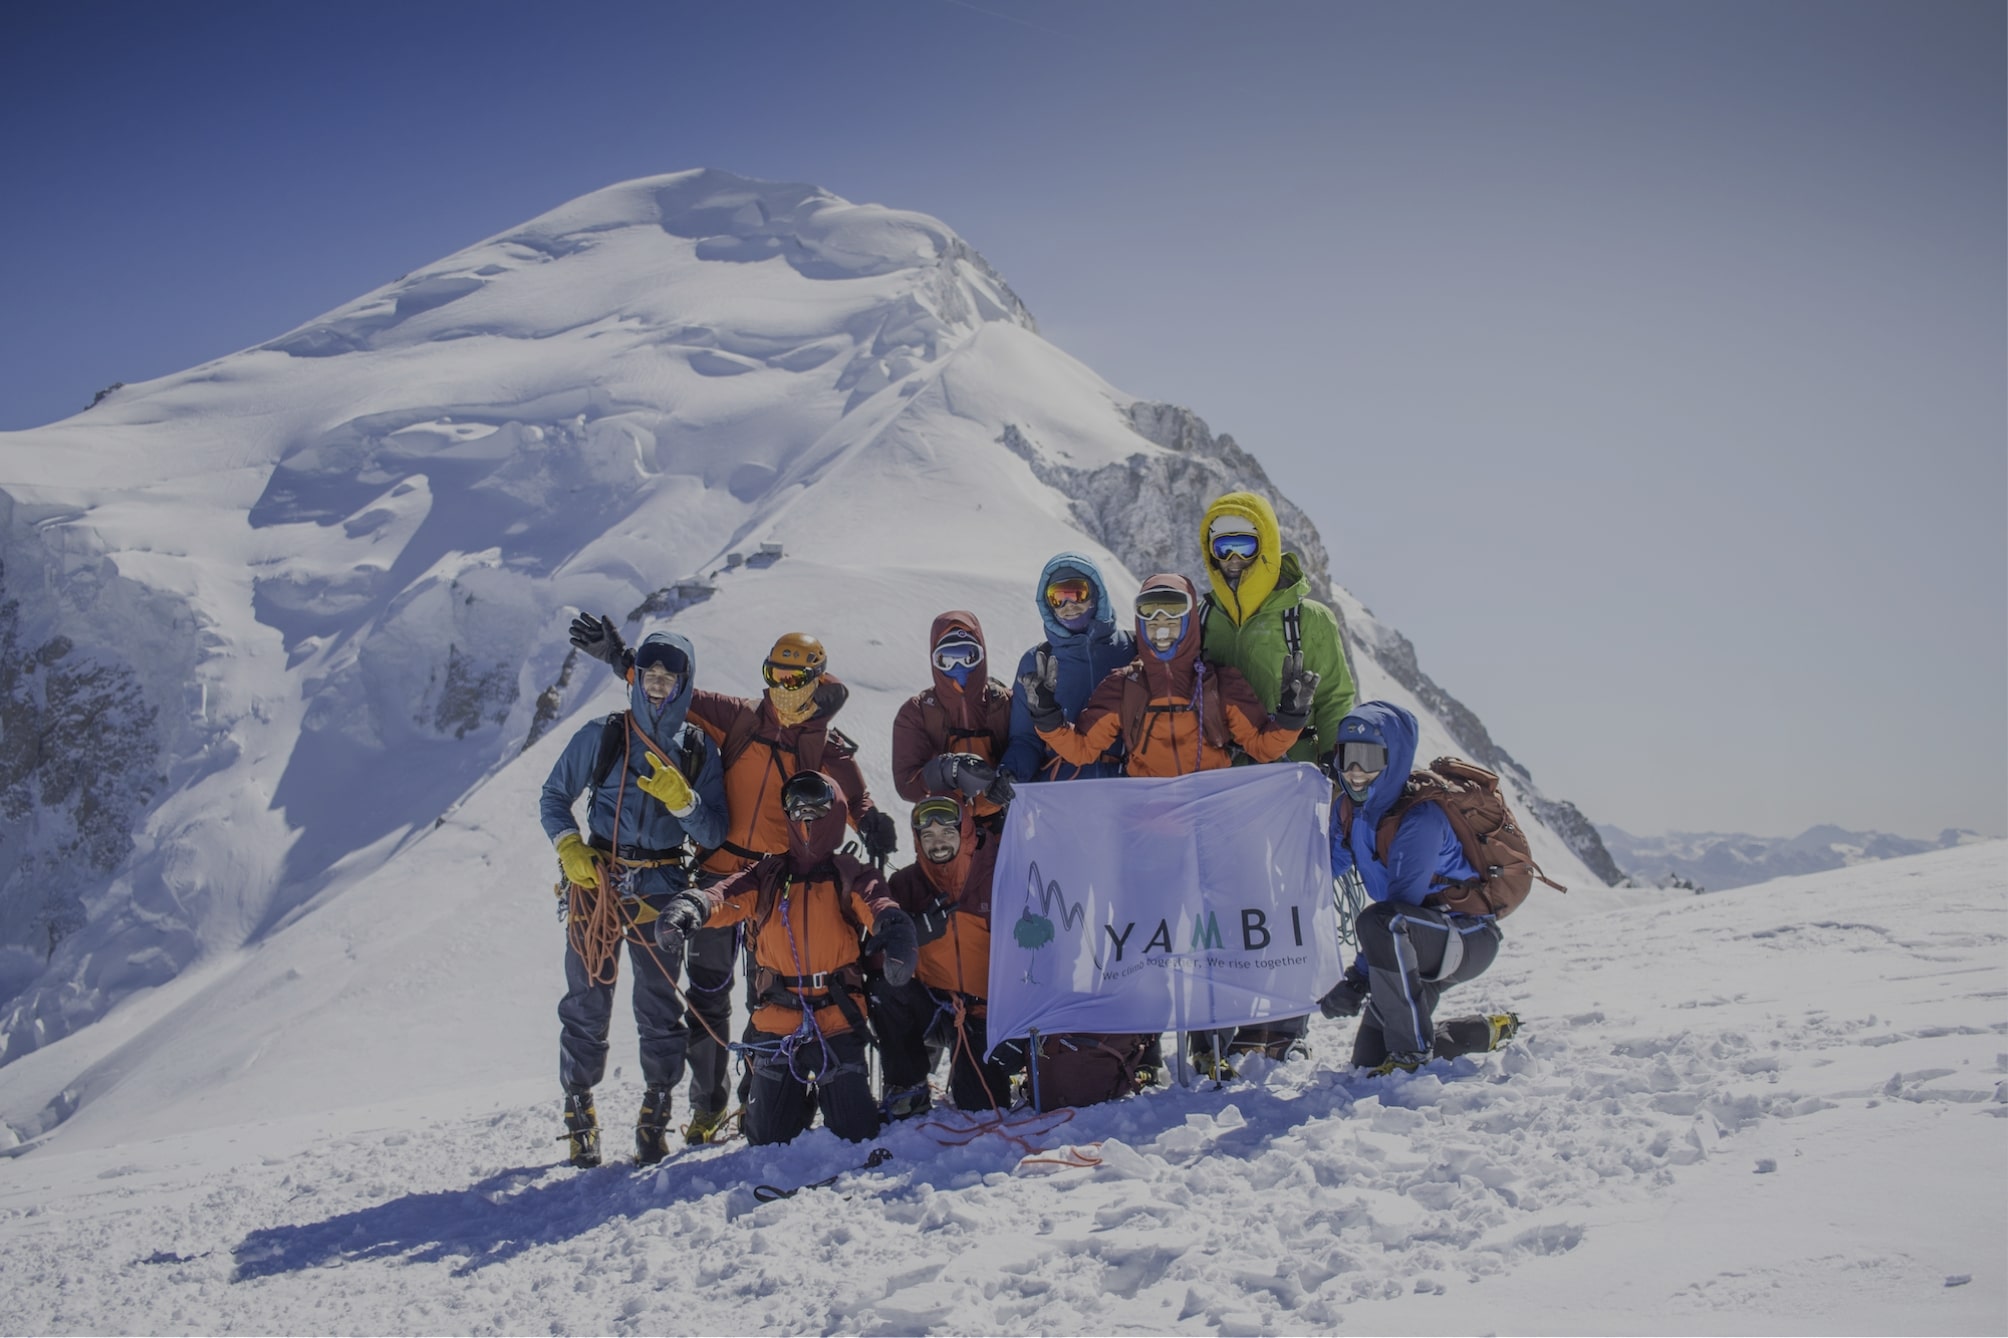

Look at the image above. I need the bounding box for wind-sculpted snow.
[0,845,1998,1333]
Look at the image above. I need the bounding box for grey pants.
[558,931,688,1094]
[1352,901,1502,1065]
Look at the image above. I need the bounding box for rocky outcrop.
[1004,402,1624,887]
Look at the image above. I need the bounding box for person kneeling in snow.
[871,794,1023,1120]
[651,771,918,1146]
[1318,701,1519,1074]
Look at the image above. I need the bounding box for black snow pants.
[743,1027,881,1146]
[680,924,737,1117]
[1351,901,1502,1068]
[558,926,689,1095]
[871,976,1022,1112]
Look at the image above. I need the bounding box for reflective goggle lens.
[1210,533,1260,561]
[931,639,984,671]
[1044,578,1094,608]
[763,661,822,689]
[780,774,835,819]
[1135,591,1193,623]
[1339,741,1388,775]
[912,799,960,830]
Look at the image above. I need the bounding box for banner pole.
[1172,956,1192,1089]
[1028,1027,1043,1113]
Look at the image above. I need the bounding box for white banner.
[985,763,1342,1052]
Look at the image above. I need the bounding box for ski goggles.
[1209,532,1261,561]
[931,636,984,672]
[1044,577,1095,608]
[780,772,836,821]
[762,660,823,690]
[911,797,961,830]
[1338,740,1389,776]
[1135,589,1194,623]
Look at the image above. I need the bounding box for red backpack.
[1353,757,1567,918]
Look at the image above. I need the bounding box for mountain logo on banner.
[1013,861,1086,984]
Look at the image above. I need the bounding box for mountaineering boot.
[1370,1049,1431,1077]
[635,1086,673,1166]
[881,1083,932,1122]
[561,1090,601,1169]
[681,1106,739,1146]
[1433,1012,1524,1060]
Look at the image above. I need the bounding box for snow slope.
[0,168,1607,1152]
[0,842,1999,1335]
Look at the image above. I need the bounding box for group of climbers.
[539,488,1521,1167]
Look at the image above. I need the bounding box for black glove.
[1273,651,1320,731]
[1318,971,1369,1019]
[913,900,953,945]
[864,907,920,988]
[922,752,996,800]
[984,768,1016,808]
[651,891,709,956]
[569,612,633,675]
[1018,649,1063,730]
[811,677,849,718]
[857,807,899,863]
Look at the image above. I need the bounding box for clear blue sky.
[2,0,2001,839]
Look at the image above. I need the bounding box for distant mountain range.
[1598,824,1993,891]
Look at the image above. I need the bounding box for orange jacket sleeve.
[701,860,768,927]
[1035,670,1129,768]
[1217,665,1304,763]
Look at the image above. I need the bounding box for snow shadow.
[229,1159,660,1281]
[223,1073,1387,1284]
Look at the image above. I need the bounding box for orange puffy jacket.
[700,777,898,1038]
[1037,574,1302,776]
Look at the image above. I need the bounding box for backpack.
[913,685,1010,754]
[717,705,857,774]
[589,713,708,793]
[1366,757,1567,918]
[1116,664,1232,755]
[1028,1032,1155,1112]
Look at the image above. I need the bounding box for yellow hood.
[1201,490,1282,624]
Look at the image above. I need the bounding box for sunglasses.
[780,773,835,820]
[931,639,984,672]
[1135,590,1194,623]
[911,800,961,830]
[1209,533,1260,561]
[1044,578,1095,608]
[762,660,823,690]
[1338,741,1388,775]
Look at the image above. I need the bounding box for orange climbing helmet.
[762,632,827,689]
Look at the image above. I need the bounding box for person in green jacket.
[1196,488,1359,1071]
[1198,490,1357,767]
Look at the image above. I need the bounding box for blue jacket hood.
[630,630,696,753]
[1337,700,1419,823]
[1035,551,1118,644]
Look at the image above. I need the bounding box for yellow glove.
[639,752,697,816]
[554,832,603,889]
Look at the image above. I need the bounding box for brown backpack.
[1370,757,1567,918]
[1116,665,1231,756]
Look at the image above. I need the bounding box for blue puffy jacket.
[539,630,728,899]
[1329,701,1478,907]
[1002,552,1137,782]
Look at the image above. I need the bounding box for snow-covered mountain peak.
[0,170,1610,1147]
